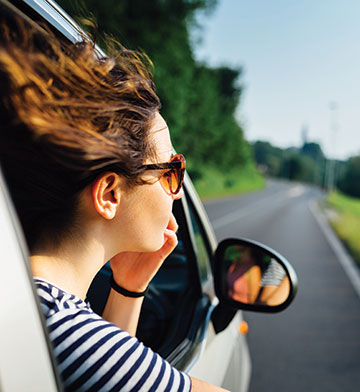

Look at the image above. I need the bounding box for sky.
[194,0,360,160]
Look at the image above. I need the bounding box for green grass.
[192,165,265,201]
[327,191,360,266]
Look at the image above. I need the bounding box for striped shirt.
[260,259,286,287]
[34,278,191,392]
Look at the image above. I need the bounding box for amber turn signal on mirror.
[238,321,249,335]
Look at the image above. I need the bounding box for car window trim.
[8,0,105,54]
[182,177,216,296]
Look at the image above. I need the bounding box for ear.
[91,172,122,220]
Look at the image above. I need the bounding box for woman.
[0,20,227,392]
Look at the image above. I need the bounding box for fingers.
[166,213,178,233]
[161,227,178,257]
[161,213,179,257]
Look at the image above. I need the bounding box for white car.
[0,1,298,391]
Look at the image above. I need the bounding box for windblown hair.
[0,18,161,251]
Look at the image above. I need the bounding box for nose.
[172,186,184,200]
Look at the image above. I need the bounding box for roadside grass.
[327,191,360,267]
[192,165,265,201]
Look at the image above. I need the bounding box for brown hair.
[0,18,160,251]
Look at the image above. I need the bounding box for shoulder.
[34,278,191,392]
[34,278,90,317]
[52,313,191,391]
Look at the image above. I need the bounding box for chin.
[145,238,164,252]
[130,235,164,253]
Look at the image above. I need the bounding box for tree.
[338,155,360,197]
[57,0,255,179]
[301,142,325,161]
[252,141,283,177]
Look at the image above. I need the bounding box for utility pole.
[326,102,338,191]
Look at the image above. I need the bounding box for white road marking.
[212,185,303,230]
[309,200,360,299]
[287,185,305,198]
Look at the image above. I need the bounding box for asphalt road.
[204,179,360,392]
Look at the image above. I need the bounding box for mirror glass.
[222,244,291,306]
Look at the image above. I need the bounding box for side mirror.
[214,238,298,312]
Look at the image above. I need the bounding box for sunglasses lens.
[170,169,179,193]
[159,170,172,194]
[159,154,185,195]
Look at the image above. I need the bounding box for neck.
[30,238,107,300]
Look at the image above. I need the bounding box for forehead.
[149,112,173,161]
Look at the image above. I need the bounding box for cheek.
[122,183,173,251]
[146,183,173,230]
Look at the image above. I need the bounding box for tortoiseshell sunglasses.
[143,153,186,195]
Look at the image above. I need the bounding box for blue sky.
[194,0,360,160]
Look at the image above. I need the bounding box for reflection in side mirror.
[214,238,298,313]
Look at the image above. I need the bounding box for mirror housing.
[214,238,298,313]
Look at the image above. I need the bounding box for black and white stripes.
[35,278,191,392]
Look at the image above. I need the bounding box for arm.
[102,290,144,336]
[102,214,178,335]
[190,377,229,392]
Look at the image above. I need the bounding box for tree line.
[57,0,256,183]
[252,140,360,198]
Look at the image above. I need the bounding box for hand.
[109,214,179,292]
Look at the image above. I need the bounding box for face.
[114,112,183,252]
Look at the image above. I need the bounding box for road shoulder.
[309,199,360,298]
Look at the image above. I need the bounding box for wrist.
[110,274,149,298]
